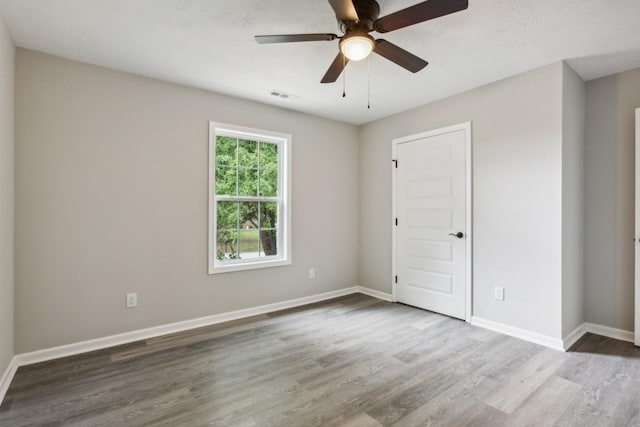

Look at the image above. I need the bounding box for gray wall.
[584,67,640,332]
[0,13,14,377]
[359,62,565,339]
[561,63,586,337]
[12,45,639,354]
[15,50,360,353]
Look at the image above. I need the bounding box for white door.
[394,123,471,320]
[635,108,640,346]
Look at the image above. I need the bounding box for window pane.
[216,230,238,260]
[215,166,237,196]
[238,201,259,229]
[216,136,237,167]
[238,168,258,197]
[238,139,258,168]
[260,142,278,167]
[260,202,278,229]
[238,230,260,259]
[259,168,278,197]
[259,229,278,256]
[216,201,238,230]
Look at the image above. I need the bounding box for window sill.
[208,258,291,275]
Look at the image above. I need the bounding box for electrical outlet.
[126,292,138,309]
[309,268,315,280]
[494,287,505,301]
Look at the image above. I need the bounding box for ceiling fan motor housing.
[339,0,381,33]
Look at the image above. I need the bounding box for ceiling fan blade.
[327,0,359,22]
[373,0,468,33]
[255,34,338,44]
[321,52,350,83]
[373,39,428,73]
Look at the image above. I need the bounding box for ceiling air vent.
[270,90,300,100]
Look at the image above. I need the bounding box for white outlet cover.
[126,293,138,308]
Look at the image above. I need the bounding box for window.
[209,122,291,274]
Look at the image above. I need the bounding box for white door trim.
[392,121,473,321]
[634,108,640,346]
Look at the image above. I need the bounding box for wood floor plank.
[1,295,639,426]
[479,347,566,414]
[507,375,583,426]
[554,333,640,426]
[394,399,508,427]
[388,375,493,426]
[341,412,384,427]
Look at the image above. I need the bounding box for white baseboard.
[471,316,565,351]
[0,356,18,405]
[357,286,394,302]
[16,287,360,367]
[561,322,634,351]
[471,318,636,352]
[563,323,588,350]
[584,322,634,343]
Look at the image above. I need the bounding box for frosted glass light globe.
[340,35,375,61]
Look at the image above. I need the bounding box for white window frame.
[208,122,292,274]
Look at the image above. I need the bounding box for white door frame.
[634,108,640,346]
[392,121,473,322]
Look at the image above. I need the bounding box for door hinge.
[395,275,398,284]
[395,218,398,226]
[392,159,398,168]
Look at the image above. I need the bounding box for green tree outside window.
[215,135,279,261]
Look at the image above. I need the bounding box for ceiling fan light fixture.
[339,34,375,61]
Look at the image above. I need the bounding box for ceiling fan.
[255,0,469,84]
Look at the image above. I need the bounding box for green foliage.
[215,136,280,259]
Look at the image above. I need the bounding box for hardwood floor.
[1,294,639,426]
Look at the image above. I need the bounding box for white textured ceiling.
[0,0,639,124]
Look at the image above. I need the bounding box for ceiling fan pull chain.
[367,56,371,109]
[342,54,346,98]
